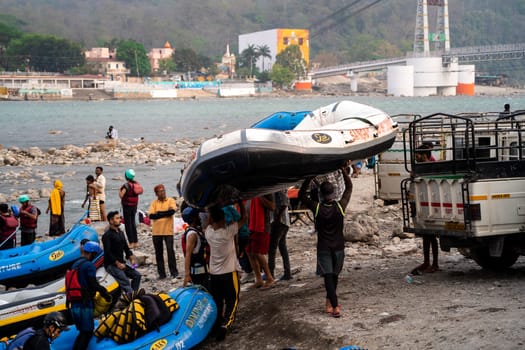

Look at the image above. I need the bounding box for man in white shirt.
[95,166,106,221]
[205,201,247,341]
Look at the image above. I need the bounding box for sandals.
[261,280,276,290]
[332,305,341,318]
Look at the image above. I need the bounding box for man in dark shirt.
[22,312,69,350]
[102,211,141,295]
[299,164,352,318]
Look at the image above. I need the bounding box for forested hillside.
[1,0,524,79]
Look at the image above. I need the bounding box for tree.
[173,48,199,73]
[270,63,295,89]
[116,39,151,77]
[257,44,271,72]
[158,58,176,76]
[275,45,307,80]
[0,22,22,70]
[6,33,85,72]
[239,44,259,78]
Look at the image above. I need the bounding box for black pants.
[152,235,178,278]
[21,229,36,246]
[268,221,290,276]
[122,205,137,244]
[237,235,252,273]
[210,271,240,330]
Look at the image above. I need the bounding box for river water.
[1,94,522,232]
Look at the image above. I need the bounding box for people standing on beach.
[102,211,141,295]
[299,164,352,318]
[181,207,210,290]
[46,180,66,236]
[205,202,247,341]
[0,203,19,249]
[268,190,292,281]
[148,184,179,280]
[68,241,111,350]
[119,169,143,248]
[81,175,101,221]
[247,194,276,289]
[95,166,107,221]
[18,195,40,246]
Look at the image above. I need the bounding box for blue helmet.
[83,241,102,254]
[182,207,199,223]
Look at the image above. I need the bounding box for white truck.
[374,114,419,205]
[401,110,525,269]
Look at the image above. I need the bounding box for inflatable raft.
[180,100,398,207]
[0,254,119,337]
[45,286,217,350]
[0,224,99,288]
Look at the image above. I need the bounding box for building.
[238,29,309,72]
[217,43,236,79]
[84,47,129,81]
[148,41,175,75]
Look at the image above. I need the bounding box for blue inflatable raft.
[0,224,99,288]
[49,286,217,350]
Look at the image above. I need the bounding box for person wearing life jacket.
[181,206,209,290]
[119,169,143,249]
[0,203,19,250]
[10,312,69,350]
[69,241,112,350]
[299,163,352,319]
[18,195,40,246]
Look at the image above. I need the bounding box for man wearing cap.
[68,241,111,350]
[299,164,352,318]
[148,184,178,280]
[18,195,40,246]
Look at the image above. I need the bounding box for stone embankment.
[0,139,199,167]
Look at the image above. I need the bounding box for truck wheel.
[470,246,519,269]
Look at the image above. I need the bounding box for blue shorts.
[70,301,95,332]
[317,250,345,276]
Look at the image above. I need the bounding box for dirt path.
[192,173,525,350]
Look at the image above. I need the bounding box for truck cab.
[401,111,525,269]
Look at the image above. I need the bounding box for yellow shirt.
[148,197,176,235]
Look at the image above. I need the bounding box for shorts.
[317,249,345,276]
[246,231,270,255]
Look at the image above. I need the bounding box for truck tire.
[470,246,519,270]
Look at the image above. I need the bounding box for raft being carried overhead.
[180,100,398,207]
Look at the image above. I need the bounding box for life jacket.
[65,258,89,305]
[0,214,18,239]
[94,290,177,344]
[121,182,142,207]
[181,227,210,274]
[6,327,35,350]
[19,205,39,229]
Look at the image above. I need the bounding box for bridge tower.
[414,0,450,55]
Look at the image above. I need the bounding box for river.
[0,95,522,232]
